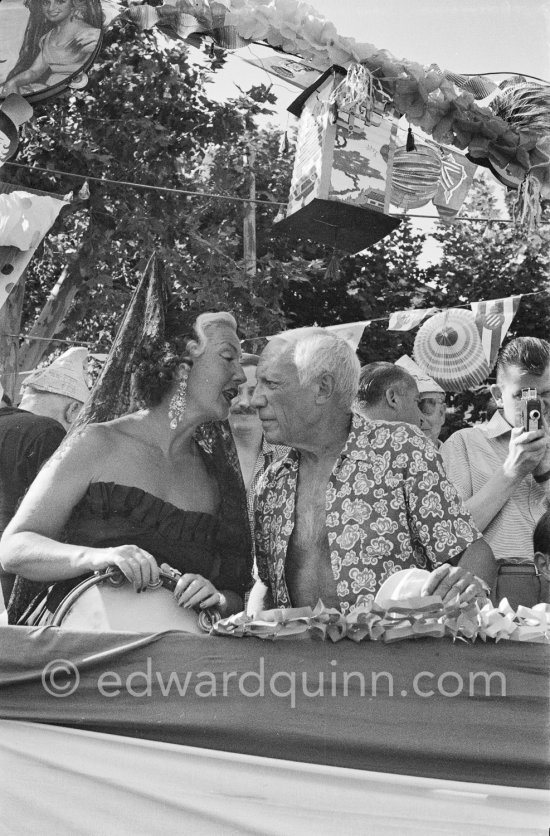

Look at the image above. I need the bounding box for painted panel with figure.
[0,0,102,103]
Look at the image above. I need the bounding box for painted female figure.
[0,0,101,97]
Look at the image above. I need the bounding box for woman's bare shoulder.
[50,415,149,471]
[75,414,149,447]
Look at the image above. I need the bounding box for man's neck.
[232,423,263,455]
[298,411,352,466]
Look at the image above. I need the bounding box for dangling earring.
[169,373,188,430]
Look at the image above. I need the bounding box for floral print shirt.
[254,412,481,614]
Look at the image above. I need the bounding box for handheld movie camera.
[521,388,542,432]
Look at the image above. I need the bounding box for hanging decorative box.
[273,66,401,253]
[0,0,103,105]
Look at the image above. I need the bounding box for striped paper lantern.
[390,144,442,210]
[413,309,490,392]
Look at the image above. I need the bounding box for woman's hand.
[173,573,223,610]
[91,545,160,592]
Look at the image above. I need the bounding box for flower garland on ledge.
[119,0,550,212]
[212,596,550,643]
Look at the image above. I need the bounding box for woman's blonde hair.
[132,310,238,408]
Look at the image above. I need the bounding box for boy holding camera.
[441,337,550,609]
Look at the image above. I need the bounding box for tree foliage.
[6,20,550,438]
[10,23,295,358]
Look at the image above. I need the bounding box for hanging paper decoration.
[413,309,490,392]
[324,321,371,351]
[0,94,33,166]
[241,53,323,92]
[0,180,68,314]
[470,295,522,371]
[432,149,477,221]
[116,0,546,217]
[126,3,161,31]
[443,71,496,101]
[0,191,68,250]
[492,78,550,150]
[492,78,550,230]
[387,308,438,332]
[328,63,376,123]
[273,67,401,254]
[0,0,103,104]
[389,144,442,210]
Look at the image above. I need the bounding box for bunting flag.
[470,295,522,369]
[387,308,438,332]
[0,181,68,314]
[432,149,477,221]
[325,321,371,350]
[265,320,370,351]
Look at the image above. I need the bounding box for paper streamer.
[213,598,550,644]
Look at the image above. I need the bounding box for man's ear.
[315,372,336,404]
[490,383,502,406]
[65,400,82,427]
[384,386,399,411]
[534,551,550,582]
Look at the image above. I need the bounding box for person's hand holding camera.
[532,415,550,481]
[503,425,547,481]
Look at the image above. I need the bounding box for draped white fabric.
[0,720,547,835]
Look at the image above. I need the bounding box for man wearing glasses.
[395,356,447,448]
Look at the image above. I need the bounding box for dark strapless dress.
[8,481,250,623]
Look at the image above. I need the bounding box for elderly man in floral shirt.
[247,328,496,616]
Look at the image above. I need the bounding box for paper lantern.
[273,66,401,253]
[0,0,103,104]
[413,309,490,392]
[389,144,442,210]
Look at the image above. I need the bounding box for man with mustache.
[228,353,288,533]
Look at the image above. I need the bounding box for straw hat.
[22,347,90,403]
[395,355,445,394]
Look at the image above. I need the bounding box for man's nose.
[418,411,430,430]
[251,386,264,408]
[241,387,253,407]
[234,364,246,386]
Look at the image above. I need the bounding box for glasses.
[418,396,446,416]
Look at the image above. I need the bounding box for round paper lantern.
[413,309,490,392]
[390,144,442,209]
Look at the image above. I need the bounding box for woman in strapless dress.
[1,310,253,624]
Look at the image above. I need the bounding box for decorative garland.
[117,0,550,208]
[212,595,550,644]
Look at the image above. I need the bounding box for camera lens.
[530,409,541,420]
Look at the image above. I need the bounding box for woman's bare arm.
[0,426,159,588]
[2,52,49,93]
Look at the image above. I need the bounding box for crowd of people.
[1,303,549,629]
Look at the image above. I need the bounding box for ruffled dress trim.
[70,481,219,547]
